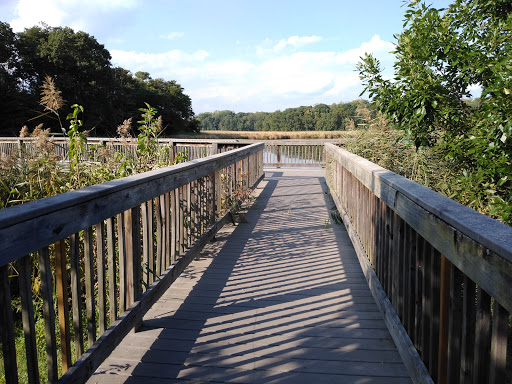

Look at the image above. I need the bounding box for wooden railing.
[0,137,326,168]
[263,140,325,167]
[0,143,264,384]
[325,143,511,384]
[0,137,247,163]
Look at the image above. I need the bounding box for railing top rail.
[325,143,512,261]
[0,137,334,145]
[0,142,264,267]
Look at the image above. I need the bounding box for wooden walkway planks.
[88,169,412,384]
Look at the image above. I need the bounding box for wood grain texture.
[324,143,512,314]
[88,169,412,384]
[0,264,18,384]
[39,246,58,383]
[329,175,431,384]
[57,173,265,384]
[18,255,39,384]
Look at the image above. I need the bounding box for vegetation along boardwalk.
[88,169,412,383]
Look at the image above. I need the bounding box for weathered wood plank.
[447,265,463,383]
[437,255,451,384]
[84,228,96,347]
[56,239,72,371]
[329,175,430,384]
[473,286,491,384]
[39,246,58,383]
[70,233,84,358]
[95,222,107,334]
[106,219,117,324]
[18,255,39,384]
[324,143,512,314]
[0,264,18,384]
[59,173,264,384]
[489,301,508,384]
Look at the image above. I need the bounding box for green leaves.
[357,0,512,225]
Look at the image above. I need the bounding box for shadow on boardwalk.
[89,169,411,384]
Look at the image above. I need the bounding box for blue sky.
[2,0,452,114]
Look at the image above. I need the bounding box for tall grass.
[173,130,358,140]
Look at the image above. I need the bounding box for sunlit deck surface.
[89,169,412,383]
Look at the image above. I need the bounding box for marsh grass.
[341,125,458,200]
[172,130,358,140]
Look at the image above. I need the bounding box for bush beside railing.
[0,143,264,384]
[325,143,511,384]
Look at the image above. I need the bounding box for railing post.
[276,145,281,168]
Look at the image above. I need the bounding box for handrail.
[325,142,511,384]
[0,143,264,384]
[0,137,328,168]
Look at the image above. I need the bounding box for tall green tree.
[0,22,29,134]
[357,0,512,223]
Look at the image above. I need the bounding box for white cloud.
[110,49,209,74]
[109,34,395,113]
[160,32,185,40]
[9,0,138,32]
[273,35,323,52]
[336,35,394,64]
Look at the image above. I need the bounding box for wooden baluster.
[187,183,192,247]
[437,255,451,384]
[472,286,491,384]
[489,301,508,384]
[95,222,107,334]
[124,207,141,308]
[117,213,126,314]
[414,233,424,354]
[141,202,150,289]
[429,247,441,379]
[155,197,163,276]
[38,246,58,383]
[0,263,18,384]
[165,193,170,269]
[69,233,84,358]
[404,223,416,338]
[106,218,117,324]
[84,227,96,346]
[147,199,154,284]
[171,190,177,263]
[56,239,72,371]
[421,242,432,368]
[18,255,39,384]
[460,275,476,383]
[447,265,463,383]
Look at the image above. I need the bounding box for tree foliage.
[197,100,375,132]
[357,0,512,224]
[0,23,198,136]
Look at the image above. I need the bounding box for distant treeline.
[197,100,378,131]
[0,22,198,137]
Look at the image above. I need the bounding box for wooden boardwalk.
[88,169,412,384]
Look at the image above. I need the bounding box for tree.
[357,0,512,223]
[0,22,29,134]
